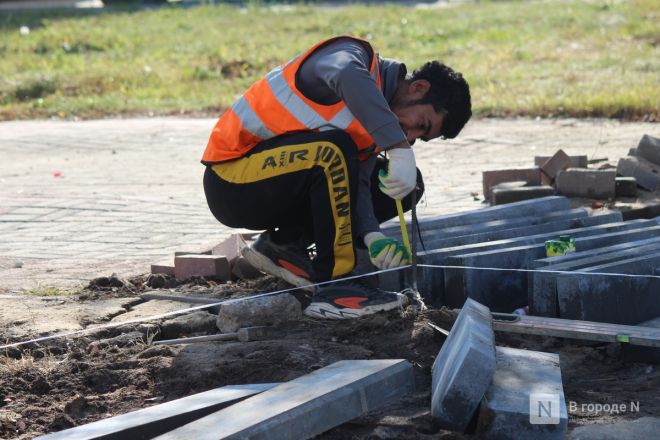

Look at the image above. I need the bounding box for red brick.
[540,149,571,183]
[534,154,587,168]
[174,254,230,281]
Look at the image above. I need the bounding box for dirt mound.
[1,288,658,439]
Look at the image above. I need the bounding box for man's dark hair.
[411,61,471,139]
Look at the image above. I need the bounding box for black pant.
[203,130,424,281]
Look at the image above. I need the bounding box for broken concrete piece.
[174,254,230,281]
[482,167,541,200]
[491,185,555,205]
[160,311,217,339]
[617,156,660,191]
[216,293,302,333]
[556,169,616,199]
[568,417,660,440]
[540,149,572,183]
[615,176,637,198]
[34,384,278,440]
[431,298,496,432]
[476,346,567,439]
[636,134,660,166]
[535,155,588,168]
[154,360,414,440]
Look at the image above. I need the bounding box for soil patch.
[1,279,658,439]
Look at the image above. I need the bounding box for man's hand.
[378,147,417,200]
[364,232,410,269]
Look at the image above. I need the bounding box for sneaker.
[242,231,315,291]
[304,281,408,319]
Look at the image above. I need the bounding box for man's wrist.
[387,140,411,150]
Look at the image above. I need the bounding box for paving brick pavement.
[0,117,656,293]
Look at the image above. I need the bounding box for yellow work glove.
[364,232,410,270]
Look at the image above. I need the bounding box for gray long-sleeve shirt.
[297,37,408,238]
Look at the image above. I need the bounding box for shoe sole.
[303,294,408,320]
[242,246,315,293]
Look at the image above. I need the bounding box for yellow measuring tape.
[396,199,412,258]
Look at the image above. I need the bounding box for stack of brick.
[617,134,660,192]
[483,149,585,205]
[483,147,635,205]
[151,233,262,282]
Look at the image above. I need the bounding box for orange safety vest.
[202,36,382,164]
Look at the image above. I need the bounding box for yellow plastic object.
[396,199,412,258]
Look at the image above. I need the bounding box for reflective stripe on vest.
[202,36,381,164]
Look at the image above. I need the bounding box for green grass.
[0,0,657,120]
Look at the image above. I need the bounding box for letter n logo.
[529,393,561,424]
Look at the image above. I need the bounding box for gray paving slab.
[530,237,660,316]
[425,210,611,250]
[381,196,570,238]
[476,346,567,440]
[154,359,414,440]
[636,134,660,166]
[420,207,588,245]
[431,299,496,432]
[443,223,660,312]
[418,215,628,306]
[557,252,660,324]
[35,383,278,440]
[617,156,660,191]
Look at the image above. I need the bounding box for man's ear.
[409,79,431,99]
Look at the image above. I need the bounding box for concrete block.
[615,176,637,197]
[426,211,615,251]
[476,347,567,440]
[540,149,572,183]
[556,252,660,324]
[421,208,586,245]
[569,417,660,440]
[636,134,660,166]
[556,169,616,199]
[617,156,660,191]
[535,155,588,168]
[492,185,555,205]
[154,359,414,440]
[482,167,541,200]
[151,263,175,276]
[444,223,660,312]
[34,384,277,440]
[174,254,230,281]
[418,214,628,306]
[530,237,660,316]
[216,293,301,333]
[383,196,570,239]
[431,299,496,432]
[622,317,660,364]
